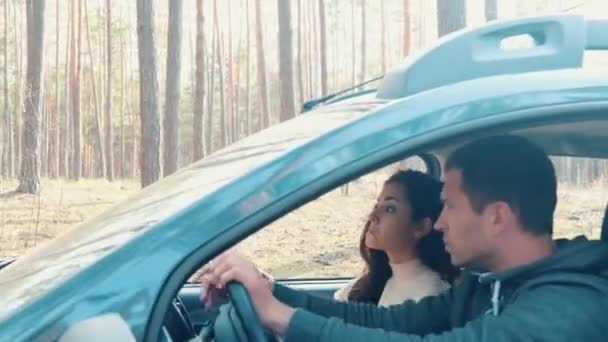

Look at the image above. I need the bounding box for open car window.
[237,158,430,279]
[189,154,608,282]
[552,156,608,240]
[189,157,429,282]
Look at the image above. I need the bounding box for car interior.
[155,125,608,341]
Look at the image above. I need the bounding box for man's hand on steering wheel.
[200,250,294,337]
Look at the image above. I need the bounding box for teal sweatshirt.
[273,237,608,341]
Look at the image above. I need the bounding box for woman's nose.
[369,213,380,226]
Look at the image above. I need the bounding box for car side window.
[551,156,608,240]
[232,158,428,279]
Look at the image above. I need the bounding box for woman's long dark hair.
[347,170,458,304]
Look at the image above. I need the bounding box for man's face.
[435,169,492,269]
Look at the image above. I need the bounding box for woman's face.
[365,182,417,253]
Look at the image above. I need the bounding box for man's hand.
[199,250,295,336]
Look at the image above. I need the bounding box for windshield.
[0,97,382,320]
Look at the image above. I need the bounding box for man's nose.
[435,210,447,231]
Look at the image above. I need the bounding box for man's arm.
[279,283,608,342]
[272,283,452,335]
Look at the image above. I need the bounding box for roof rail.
[377,15,608,99]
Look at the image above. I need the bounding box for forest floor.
[0,176,606,279]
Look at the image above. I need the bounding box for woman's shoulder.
[333,277,360,301]
[418,266,452,294]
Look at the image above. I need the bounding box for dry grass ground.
[1,173,606,280]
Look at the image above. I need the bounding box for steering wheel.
[227,282,269,342]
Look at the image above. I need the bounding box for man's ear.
[488,201,515,234]
[414,218,433,239]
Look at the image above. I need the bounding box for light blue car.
[1,14,608,341]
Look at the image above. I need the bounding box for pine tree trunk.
[226,0,235,143]
[278,0,295,121]
[296,0,304,109]
[403,0,411,58]
[83,0,105,178]
[69,0,82,180]
[104,0,114,180]
[217,31,227,148]
[437,0,466,37]
[163,0,183,175]
[2,0,12,178]
[306,1,313,100]
[318,0,327,96]
[40,99,47,178]
[129,33,137,179]
[60,0,71,178]
[245,0,251,134]
[254,0,269,128]
[380,0,387,74]
[485,0,498,21]
[48,0,59,178]
[351,0,356,86]
[193,0,206,161]
[310,1,317,98]
[120,19,125,178]
[233,15,243,141]
[360,1,366,83]
[206,14,216,152]
[13,1,25,177]
[17,0,45,194]
[136,0,161,187]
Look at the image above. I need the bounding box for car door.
[177,157,432,331]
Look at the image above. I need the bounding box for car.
[1,14,608,342]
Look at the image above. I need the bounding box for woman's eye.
[384,205,396,214]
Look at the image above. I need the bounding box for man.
[202,135,608,341]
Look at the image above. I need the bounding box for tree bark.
[60,0,72,178]
[295,0,304,109]
[351,0,356,86]
[136,0,161,187]
[2,0,12,178]
[310,1,317,97]
[17,0,45,194]
[13,1,25,178]
[380,0,387,74]
[69,0,82,180]
[47,0,59,178]
[245,0,251,133]
[437,0,466,37]
[403,0,411,58]
[206,13,216,152]
[233,9,244,141]
[318,0,327,96]
[119,14,125,178]
[83,0,105,178]
[278,0,295,121]
[485,0,498,21]
[193,0,206,161]
[360,1,366,83]
[163,0,183,175]
[214,0,227,148]
[104,0,114,180]
[226,0,235,142]
[254,0,269,128]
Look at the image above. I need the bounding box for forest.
[2,0,606,193]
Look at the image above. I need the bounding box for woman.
[334,170,458,305]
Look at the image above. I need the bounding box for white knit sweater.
[333,258,450,306]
